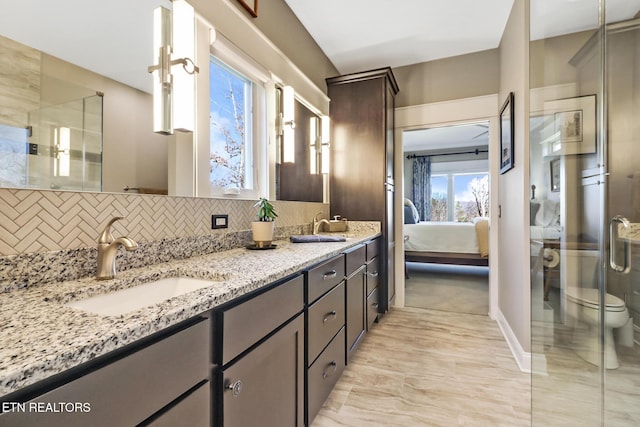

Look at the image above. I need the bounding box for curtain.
[412,156,431,221]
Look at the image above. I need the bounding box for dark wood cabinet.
[304,256,347,426]
[327,68,399,313]
[0,318,211,427]
[344,244,366,360]
[213,274,305,427]
[220,314,304,427]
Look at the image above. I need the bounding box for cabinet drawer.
[345,244,366,277]
[0,319,210,427]
[307,255,345,303]
[366,287,380,330]
[366,256,380,296]
[366,238,379,262]
[146,382,210,427]
[307,282,345,365]
[307,327,346,426]
[220,275,304,365]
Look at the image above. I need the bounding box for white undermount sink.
[65,277,219,316]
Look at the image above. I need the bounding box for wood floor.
[312,307,531,426]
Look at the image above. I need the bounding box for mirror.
[0,0,172,195]
[0,0,329,200]
[275,97,324,202]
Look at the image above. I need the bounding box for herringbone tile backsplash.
[0,188,327,256]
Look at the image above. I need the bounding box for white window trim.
[197,31,272,200]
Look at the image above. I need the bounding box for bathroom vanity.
[0,233,381,426]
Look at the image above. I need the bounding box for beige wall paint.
[393,49,500,108]
[193,0,331,113]
[40,54,169,194]
[229,0,339,90]
[498,0,531,359]
[530,30,594,89]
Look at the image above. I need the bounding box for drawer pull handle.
[323,270,337,280]
[371,302,379,309]
[368,271,379,277]
[323,310,337,323]
[322,361,338,379]
[226,380,243,397]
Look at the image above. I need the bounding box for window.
[0,124,29,188]
[430,175,448,221]
[209,57,254,190]
[430,171,489,222]
[203,33,269,199]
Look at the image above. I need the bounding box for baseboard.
[495,309,532,373]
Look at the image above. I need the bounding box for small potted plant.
[251,197,278,248]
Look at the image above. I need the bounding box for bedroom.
[402,122,491,315]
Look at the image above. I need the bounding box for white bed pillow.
[534,200,560,227]
[404,198,420,223]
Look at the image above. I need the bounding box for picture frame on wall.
[550,158,560,192]
[499,92,515,174]
[540,95,596,156]
[237,0,258,17]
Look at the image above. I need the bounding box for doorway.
[402,122,490,315]
[393,95,499,318]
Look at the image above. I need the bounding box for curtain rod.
[406,148,488,159]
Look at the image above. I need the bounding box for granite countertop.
[0,232,379,397]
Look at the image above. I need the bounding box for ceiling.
[283,0,640,152]
[284,0,515,74]
[403,123,489,154]
[285,0,640,74]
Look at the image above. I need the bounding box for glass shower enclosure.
[530,0,640,425]
[0,94,103,191]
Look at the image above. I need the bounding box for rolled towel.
[290,234,346,243]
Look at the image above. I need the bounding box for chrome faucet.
[312,212,330,235]
[96,217,138,280]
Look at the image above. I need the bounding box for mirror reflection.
[0,0,171,195]
[276,96,324,202]
[0,0,329,201]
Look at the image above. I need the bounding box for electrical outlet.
[212,214,228,229]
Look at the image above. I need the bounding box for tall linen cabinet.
[326,67,399,313]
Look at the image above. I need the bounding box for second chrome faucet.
[96,217,138,280]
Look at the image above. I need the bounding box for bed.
[404,219,489,266]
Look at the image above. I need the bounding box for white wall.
[497,0,532,370]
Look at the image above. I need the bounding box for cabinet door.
[346,266,366,359]
[0,319,210,427]
[387,241,396,306]
[221,314,304,427]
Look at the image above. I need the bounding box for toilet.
[562,250,630,369]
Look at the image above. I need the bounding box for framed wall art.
[540,95,596,156]
[499,92,515,174]
[550,158,560,192]
[237,0,258,17]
